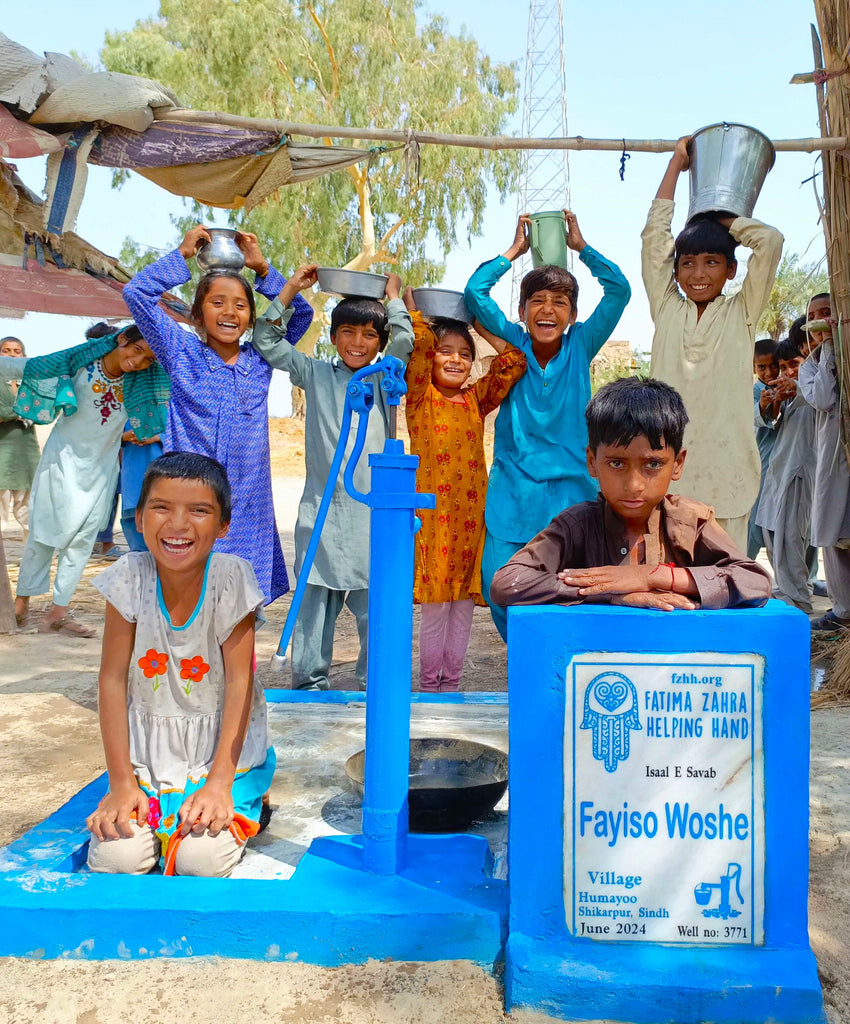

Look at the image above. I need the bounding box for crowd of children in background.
[5,135,850,876]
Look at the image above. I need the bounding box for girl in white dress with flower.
[86,452,274,877]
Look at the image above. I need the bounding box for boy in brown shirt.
[490,376,771,613]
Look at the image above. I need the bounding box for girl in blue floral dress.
[123,225,317,604]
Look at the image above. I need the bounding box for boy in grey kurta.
[252,276,413,688]
[755,339,816,612]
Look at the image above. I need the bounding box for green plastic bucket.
[529,211,568,269]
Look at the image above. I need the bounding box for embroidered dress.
[26,360,126,548]
[405,312,526,604]
[123,250,314,604]
[93,551,275,860]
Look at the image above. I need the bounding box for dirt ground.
[0,418,848,1023]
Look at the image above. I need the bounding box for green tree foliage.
[758,252,830,340]
[101,0,518,287]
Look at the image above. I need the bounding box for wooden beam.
[154,109,847,154]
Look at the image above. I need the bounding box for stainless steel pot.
[196,228,245,273]
[411,288,472,323]
[317,267,389,299]
[687,123,775,222]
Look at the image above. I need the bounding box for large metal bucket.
[687,123,775,222]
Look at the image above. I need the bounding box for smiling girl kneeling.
[86,452,274,876]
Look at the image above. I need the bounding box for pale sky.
[1,1,829,414]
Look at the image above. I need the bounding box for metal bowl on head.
[344,737,508,833]
[317,267,389,300]
[411,288,473,324]
[195,228,245,273]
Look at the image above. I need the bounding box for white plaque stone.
[564,652,764,945]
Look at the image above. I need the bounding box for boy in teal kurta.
[464,210,631,640]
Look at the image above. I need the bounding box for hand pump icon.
[694,863,744,920]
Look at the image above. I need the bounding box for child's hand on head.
[86,784,150,842]
[288,263,320,291]
[564,210,586,253]
[179,225,212,261]
[385,273,402,301]
[559,564,653,596]
[402,286,417,311]
[613,591,697,612]
[236,231,268,275]
[278,264,319,308]
[505,215,531,261]
[178,782,234,837]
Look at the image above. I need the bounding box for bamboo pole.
[810,6,850,459]
[154,108,847,154]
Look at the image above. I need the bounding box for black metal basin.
[344,737,508,833]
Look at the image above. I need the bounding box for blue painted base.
[504,603,826,1024]
[0,775,505,963]
[505,932,827,1024]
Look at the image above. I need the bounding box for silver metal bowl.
[344,737,508,833]
[412,288,472,324]
[195,228,245,273]
[317,267,389,299]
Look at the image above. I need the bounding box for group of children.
[8,131,840,876]
[750,294,850,628]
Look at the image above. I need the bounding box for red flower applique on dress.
[179,655,210,695]
[138,649,169,690]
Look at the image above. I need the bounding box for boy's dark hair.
[776,336,805,362]
[137,451,232,524]
[586,376,689,455]
[191,271,256,328]
[786,315,807,352]
[330,298,390,350]
[674,215,737,269]
[430,317,476,357]
[809,291,830,305]
[754,337,778,359]
[519,265,579,310]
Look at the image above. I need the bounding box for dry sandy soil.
[0,418,848,1024]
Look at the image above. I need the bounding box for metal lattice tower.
[510,0,571,311]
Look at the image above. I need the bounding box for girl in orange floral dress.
[403,290,526,691]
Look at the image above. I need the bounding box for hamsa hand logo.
[580,671,642,773]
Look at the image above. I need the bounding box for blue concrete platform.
[0,695,509,963]
[0,774,505,962]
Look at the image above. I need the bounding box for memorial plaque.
[564,652,764,946]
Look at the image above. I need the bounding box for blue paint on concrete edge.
[263,689,508,705]
[0,775,506,965]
